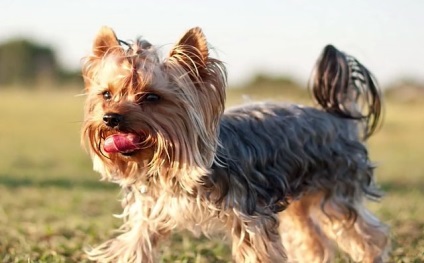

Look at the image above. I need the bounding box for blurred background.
[1,0,423,262]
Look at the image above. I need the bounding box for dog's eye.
[102,91,112,101]
[138,93,160,103]
[145,93,160,102]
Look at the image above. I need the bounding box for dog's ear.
[168,27,209,76]
[92,26,120,57]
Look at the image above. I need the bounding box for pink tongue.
[104,133,142,153]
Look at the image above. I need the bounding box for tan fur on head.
[92,26,120,56]
[81,27,227,189]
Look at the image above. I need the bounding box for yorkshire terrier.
[81,26,389,263]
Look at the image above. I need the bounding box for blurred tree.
[0,38,81,88]
[240,73,307,98]
[384,79,424,102]
[249,73,299,88]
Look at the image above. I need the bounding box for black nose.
[103,113,123,128]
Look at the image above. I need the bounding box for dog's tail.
[310,45,383,140]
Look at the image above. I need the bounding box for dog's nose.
[103,113,123,128]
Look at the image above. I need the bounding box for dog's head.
[81,27,226,186]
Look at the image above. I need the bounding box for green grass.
[0,89,423,262]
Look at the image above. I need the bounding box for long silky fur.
[310,45,383,140]
[82,28,389,263]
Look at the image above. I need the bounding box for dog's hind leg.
[228,210,287,263]
[279,193,334,263]
[310,194,390,263]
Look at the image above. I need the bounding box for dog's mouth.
[103,133,143,155]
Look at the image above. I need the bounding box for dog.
[81,26,389,263]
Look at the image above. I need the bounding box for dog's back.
[213,101,376,213]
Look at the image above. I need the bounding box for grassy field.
[0,89,423,262]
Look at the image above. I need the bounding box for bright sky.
[1,0,423,87]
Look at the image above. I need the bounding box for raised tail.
[310,45,383,140]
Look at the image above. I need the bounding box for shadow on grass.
[0,174,117,190]
[1,173,421,193]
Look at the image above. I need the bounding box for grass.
[0,89,423,262]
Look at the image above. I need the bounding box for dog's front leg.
[87,219,170,263]
[228,210,287,263]
[87,191,172,263]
